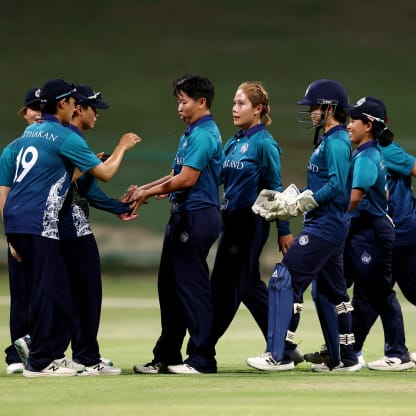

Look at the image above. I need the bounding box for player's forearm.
[0,186,10,218]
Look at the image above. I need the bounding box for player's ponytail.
[377,128,394,147]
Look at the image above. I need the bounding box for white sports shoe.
[23,361,77,377]
[246,352,295,371]
[54,357,85,373]
[100,357,113,366]
[367,356,415,371]
[167,364,201,374]
[81,362,122,376]
[6,362,24,374]
[356,353,366,368]
[410,352,416,363]
[311,361,361,372]
[133,362,167,374]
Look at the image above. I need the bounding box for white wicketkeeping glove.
[295,190,319,213]
[252,189,285,217]
[252,184,302,221]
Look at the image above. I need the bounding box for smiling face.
[232,89,261,130]
[347,118,372,146]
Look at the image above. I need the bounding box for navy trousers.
[210,209,270,345]
[60,234,102,366]
[6,234,73,371]
[152,207,221,372]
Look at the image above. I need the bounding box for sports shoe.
[410,352,416,363]
[100,357,113,366]
[311,361,361,372]
[291,347,304,365]
[246,352,295,371]
[14,335,31,365]
[304,345,330,365]
[6,362,24,374]
[356,352,366,368]
[23,361,77,377]
[167,364,201,374]
[81,362,122,376]
[367,356,415,371]
[54,357,85,373]
[133,361,168,374]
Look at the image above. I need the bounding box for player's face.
[347,118,371,145]
[61,97,77,124]
[23,107,41,125]
[309,105,323,126]
[176,91,202,125]
[80,105,98,130]
[232,89,260,130]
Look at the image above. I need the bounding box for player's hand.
[295,190,318,212]
[118,132,142,151]
[117,212,138,221]
[8,243,22,262]
[130,188,149,214]
[119,184,139,203]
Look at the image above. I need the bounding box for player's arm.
[411,161,416,177]
[0,185,10,218]
[87,133,142,182]
[349,188,365,212]
[130,166,200,213]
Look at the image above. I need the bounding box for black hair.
[377,127,394,147]
[172,74,214,109]
[40,96,71,115]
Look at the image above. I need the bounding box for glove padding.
[252,185,318,221]
[296,190,319,213]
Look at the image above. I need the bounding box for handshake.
[252,184,318,221]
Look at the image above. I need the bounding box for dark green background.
[1,0,415,235]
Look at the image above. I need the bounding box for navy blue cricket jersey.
[380,141,416,245]
[0,116,101,239]
[303,125,352,245]
[351,140,387,218]
[170,114,223,212]
[221,123,290,235]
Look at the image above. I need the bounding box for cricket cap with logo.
[75,84,110,109]
[347,96,388,125]
[18,87,42,114]
[40,78,86,104]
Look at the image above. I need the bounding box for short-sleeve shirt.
[221,123,290,236]
[170,114,223,212]
[303,125,352,245]
[351,141,387,218]
[379,141,416,245]
[0,116,101,239]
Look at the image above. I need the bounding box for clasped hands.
[252,184,318,221]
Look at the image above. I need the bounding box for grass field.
[0,273,416,415]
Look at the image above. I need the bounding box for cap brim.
[346,106,363,118]
[92,101,110,109]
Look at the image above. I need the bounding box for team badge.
[299,234,309,246]
[179,231,189,243]
[361,251,372,264]
[240,143,249,153]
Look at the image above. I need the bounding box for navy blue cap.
[40,78,86,104]
[23,87,42,107]
[347,96,387,125]
[75,84,110,109]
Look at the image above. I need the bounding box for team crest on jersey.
[179,231,189,243]
[240,143,249,153]
[361,251,372,264]
[299,234,309,246]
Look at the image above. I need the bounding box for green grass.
[1,273,416,415]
